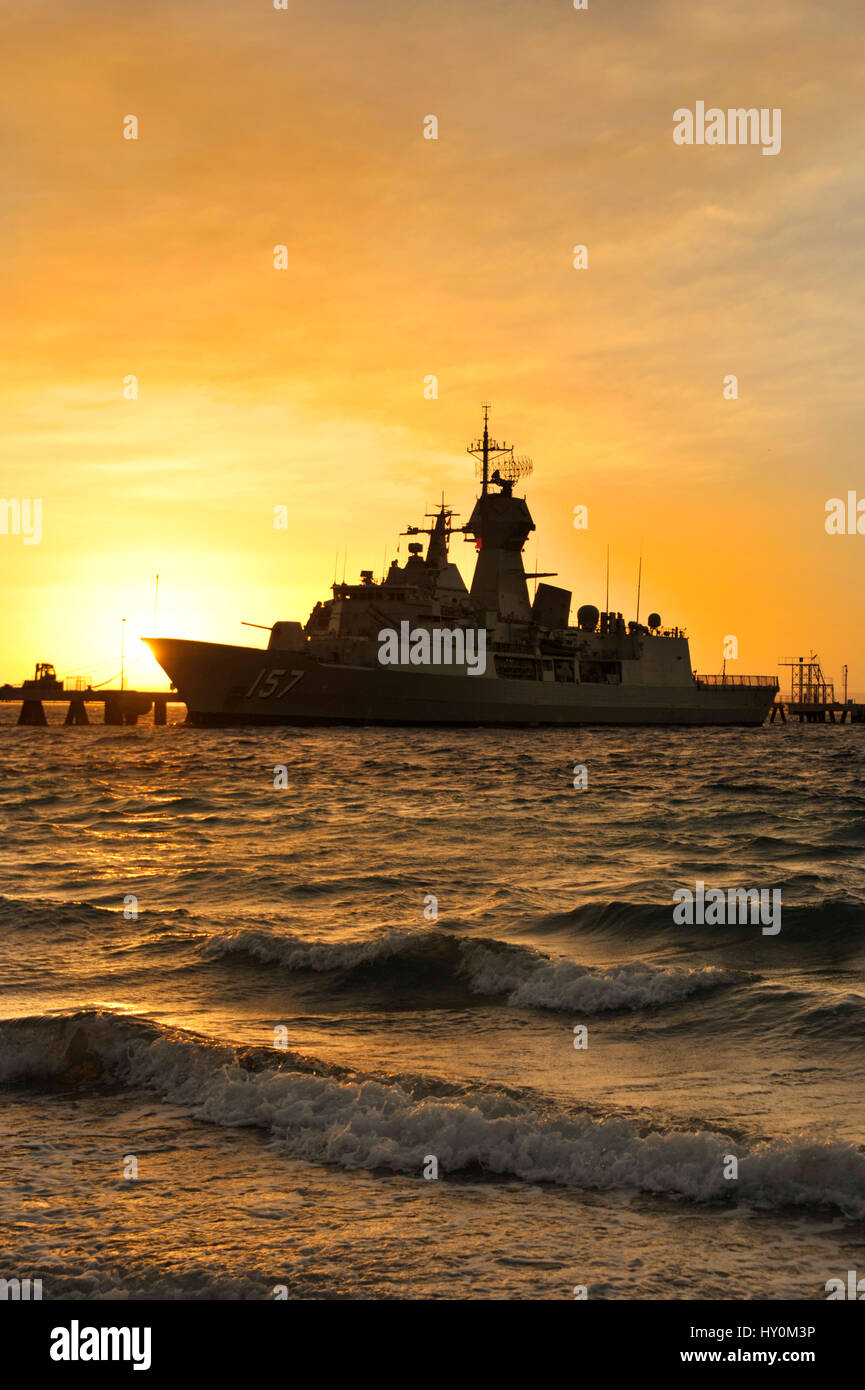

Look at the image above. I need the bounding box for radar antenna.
[467,404,533,494]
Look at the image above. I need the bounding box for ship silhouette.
[146,409,778,726]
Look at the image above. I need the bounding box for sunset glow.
[2,0,863,694]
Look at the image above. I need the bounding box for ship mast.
[463,406,536,622]
[467,403,517,496]
[481,403,490,495]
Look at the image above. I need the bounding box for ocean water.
[2,706,865,1300]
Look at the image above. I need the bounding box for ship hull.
[146,638,776,728]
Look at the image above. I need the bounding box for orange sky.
[1,0,863,696]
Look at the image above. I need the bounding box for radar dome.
[577,604,599,632]
[648,612,661,631]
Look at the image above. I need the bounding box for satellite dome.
[648,612,661,631]
[577,604,599,632]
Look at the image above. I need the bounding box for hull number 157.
[245,668,305,699]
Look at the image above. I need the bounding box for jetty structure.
[771,655,865,724]
[0,664,177,726]
[144,407,781,727]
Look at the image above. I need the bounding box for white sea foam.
[200,927,425,973]
[2,1013,863,1218]
[458,941,733,1011]
[199,928,734,1013]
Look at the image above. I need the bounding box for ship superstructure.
[146,409,779,725]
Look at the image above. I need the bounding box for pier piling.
[63,701,90,726]
[2,673,182,727]
[17,699,47,726]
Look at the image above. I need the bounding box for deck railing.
[695,674,779,688]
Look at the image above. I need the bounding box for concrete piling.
[17,699,47,726]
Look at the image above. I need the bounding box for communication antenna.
[605,544,610,612]
[467,404,532,492]
[636,549,643,625]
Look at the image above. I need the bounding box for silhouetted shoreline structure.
[0,664,177,725]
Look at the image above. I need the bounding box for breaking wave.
[198,927,735,1013]
[2,1010,864,1218]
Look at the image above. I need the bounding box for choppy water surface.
[2,709,865,1298]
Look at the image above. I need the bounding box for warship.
[146,409,779,726]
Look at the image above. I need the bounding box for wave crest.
[1,1011,863,1218]
[199,928,734,1013]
